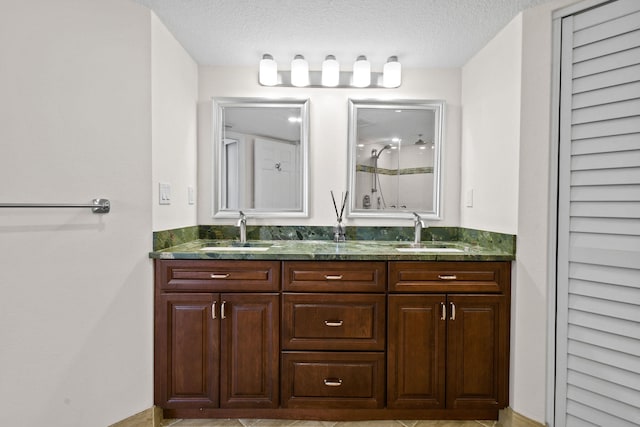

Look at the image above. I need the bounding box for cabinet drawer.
[281,352,385,408]
[283,261,386,292]
[282,293,385,351]
[389,261,509,293]
[156,260,280,292]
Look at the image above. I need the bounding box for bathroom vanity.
[152,240,512,420]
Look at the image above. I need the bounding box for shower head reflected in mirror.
[372,144,392,159]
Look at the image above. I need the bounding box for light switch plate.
[159,183,171,205]
[188,186,195,205]
[465,189,474,208]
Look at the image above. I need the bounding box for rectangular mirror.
[347,99,444,219]
[213,97,309,218]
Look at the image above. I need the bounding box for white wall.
[151,13,199,231]
[461,15,522,235]
[516,0,578,423]
[197,67,461,227]
[0,1,153,426]
[460,1,578,423]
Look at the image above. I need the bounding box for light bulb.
[352,55,370,88]
[259,54,278,86]
[383,56,401,88]
[290,54,309,87]
[321,55,340,87]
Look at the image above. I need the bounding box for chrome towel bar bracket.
[0,198,111,214]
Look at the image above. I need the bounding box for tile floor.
[161,419,499,427]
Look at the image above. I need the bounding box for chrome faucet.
[237,211,247,243]
[413,212,426,245]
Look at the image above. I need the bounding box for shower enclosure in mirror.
[347,99,444,219]
[213,98,309,218]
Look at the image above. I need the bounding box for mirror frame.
[212,97,310,218]
[346,99,444,220]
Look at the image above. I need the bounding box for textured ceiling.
[134,0,556,69]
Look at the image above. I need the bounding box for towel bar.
[0,198,110,213]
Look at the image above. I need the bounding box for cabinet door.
[446,294,508,409]
[155,293,219,408]
[219,293,279,408]
[387,294,446,408]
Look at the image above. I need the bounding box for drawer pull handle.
[211,273,230,279]
[440,302,446,320]
[450,302,456,321]
[221,301,226,319]
[438,274,457,280]
[323,378,343,387]
[324,275,343,280]
[324,320,344,327]
[212,301,217,320]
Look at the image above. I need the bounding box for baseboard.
[109,406,163,427]
[499,407,546,427]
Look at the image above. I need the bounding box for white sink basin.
[200,246,271,252]
[200,242,272,252]
[395,247,464,253]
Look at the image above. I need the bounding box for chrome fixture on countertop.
[237,211,247,243]
[413,212,426,245]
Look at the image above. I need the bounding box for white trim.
[554,12,576,427]
[552,0,613,18]
[547,14,563,427]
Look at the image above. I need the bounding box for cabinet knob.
[324,320,344,327]
[323,378,343,387]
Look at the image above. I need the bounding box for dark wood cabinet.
[281,352,385,409]
[281,261,387,409]
[387,294,446,409]
[154,260,280,411]
[446,294,508,409]
[387,262,510,412]
[282,293,386,351]
[219,293,279,408]
[283,261,386,293]
[155,293,219,409]
[154,258,510,420]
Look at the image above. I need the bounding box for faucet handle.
[412,212,425,227]
[237,210,246,226]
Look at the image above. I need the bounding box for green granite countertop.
[149,239,515,261]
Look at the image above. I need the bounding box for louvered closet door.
[556,0,640,426]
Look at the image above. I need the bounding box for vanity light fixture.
[291,54,310,87]
[321,55,340,87]
[258,54,402,88]
[383,56,402,88]
[259,54,278,86]
[352,55,371,87]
